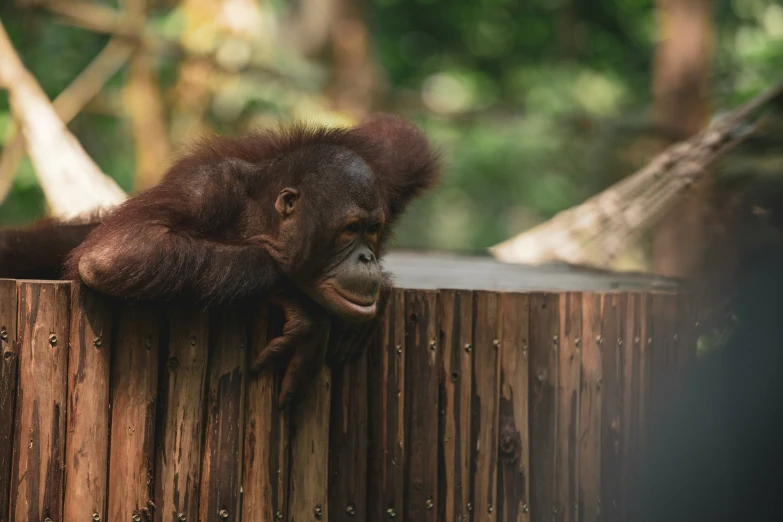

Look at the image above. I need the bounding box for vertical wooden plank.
[0,280,18,522]
[497,293,531,522]
[437,290,473,522]
[471,291,501,522]
[529,293,560,522]
[64,287,112,522]
[199,307,248,522]
[367,289,405,522]
[289,364,331,522]
[599,293,626,522]
[620,294,641,521]
[648,294,673,408]
[328,347,369,521]
[578,294,602,522]
[635,294,649,469]
[155,308,209,522]
[107,304,160,522]
[11,281,70,522]
[404,290,439,522]
[243,303,290,522]
[556,293,582,522]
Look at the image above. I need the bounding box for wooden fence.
[0,279,694,522]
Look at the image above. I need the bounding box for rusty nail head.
[178,514,186,522]
[219,509,229,520]
[314,505,323,518]
[426,498,434,509]
[94,336,103,348]
[49,333,57,346]
[387,508,396,518]
[346,504,356,515]
[275,511,283,520]
[0,327,7,340]
[132,516,141,522]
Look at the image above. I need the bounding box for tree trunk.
[651,0,713,277]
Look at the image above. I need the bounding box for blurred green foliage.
[0,0,781,251]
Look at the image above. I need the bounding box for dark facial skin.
[0,113,440,408]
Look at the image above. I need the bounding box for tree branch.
[0,22,128,220]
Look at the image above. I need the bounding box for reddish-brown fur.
[0,113,441,406]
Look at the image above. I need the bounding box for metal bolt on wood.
[93,513,100,521]
[523,504,529,513]
[467,502,473,511]
[574,337,581,346]
[647,337,652,345]
[429,340,437,350]
[387,508,396,518]
[396,344,402,354]
[314,505,323,519]
[132,515,141,522]
[0,327,7,340]
[493,339,500,347]
[275,511,283,520]
[552,335,559,343]
[49,333,57,345]
[346,504,356,515]
[44,518,52,522]
[426,498,434,509]
[178,514,186,521]
[617,337,623,346]
[219,509,229,520]
[464,343,472,353]
[487,504,493,514]
[94,336,103,347]
[596,335,603,344]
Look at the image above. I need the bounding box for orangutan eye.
[345,222,361,234]
[367,222,381,234]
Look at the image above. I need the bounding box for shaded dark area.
[631,185,783,522]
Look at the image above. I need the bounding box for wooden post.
[404,290,439,522]
[497,293,531,522]
[199,308,248,522]
[107,304,160,522]
[0,280,18,522]
[328,348,369,521]
[471,291,501,522]
[367,289,406,522]
[556,293,582,522]
[64,286,112,522]
[529,293,560,522]
[599,294,627,522]
[289,365,331,522]
[242,303,290,522]
[155,309,209,521]
[578,294,602,522]
[11,281,70,522]
[437,290,473,522]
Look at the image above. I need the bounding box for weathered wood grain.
[529,293,560,522]
[620,294,641,521]
[471,291,501,522]
[242,303,290,522]
[64,286,112,522]
[107,304,161,522]
[155,308,209,522]
[289,365,331,522]
[0,280,18,522]
[199,307,248,522]
[11,281,70,522]
[599,293,626,522]
[578,294,602,522]
[328,346,369,522]
[437,290,473,522]
[497,293,531,522]
[556,293,582,522]
[367,289,405,522]
[404,290,439,522]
